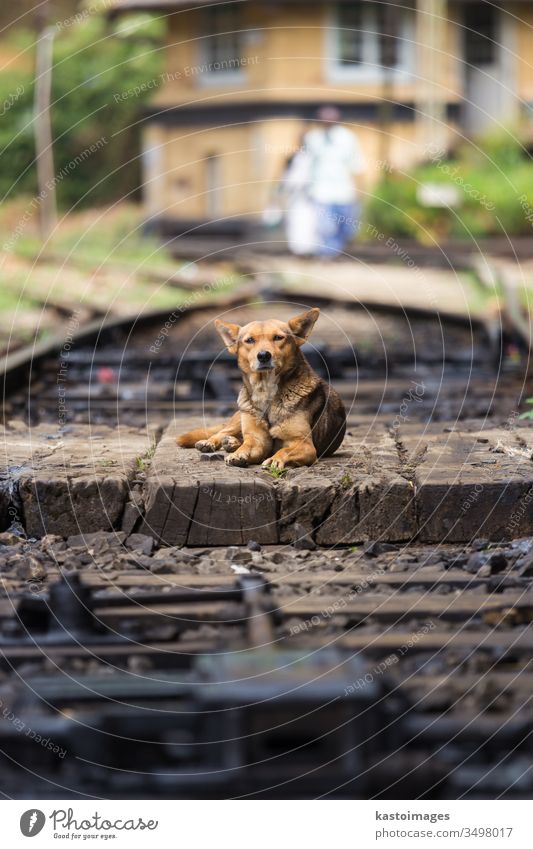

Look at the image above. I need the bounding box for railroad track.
[0,282,523,427]
[0,276,532,799]
[1,540,533,799]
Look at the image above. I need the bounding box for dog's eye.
[244,337,255,344]
[273,334,284,341]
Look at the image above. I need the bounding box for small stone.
[291,523,316,551]
[446,554,468,569]
[363,541,398,557]
[153,547,174,560]
[247,540,262,552]
[67,534,90,548]
[0,532,23,547]
[422,553,442,567]
[16,556,47,581]
[231,564,251,575]
[196,559,218,575]
[77,553,93,565]
[153,547,197,564]
[41,534,63,547]
[126,534,154,556]
[67,532,125,549]
[228,549,253,564]
[390,561,409,573]
[478,563,492,577]
[464,552,488,574]
[0,545,25,560]
[517,553,533,577]
[200,452,224,461]
[148,559,175,574]
[268,551,284,564]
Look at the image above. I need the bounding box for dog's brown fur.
[177,308,346,469]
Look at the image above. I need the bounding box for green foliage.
[0,16,163,208]
[462,128,525,170]
[519,398,533,421]
[364,132,533,242]
[340,471,352,488]
[263,464,288,479]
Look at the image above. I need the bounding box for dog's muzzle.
[256,350,274,370]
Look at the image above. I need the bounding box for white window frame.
[195,5,246,88]
[325,2,415,83]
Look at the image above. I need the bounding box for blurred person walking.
[282,140,317,256]
[305,106,366,257]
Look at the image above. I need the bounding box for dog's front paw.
[221,436,241,454]
[262,455,286,471]
[195,439,219,453]
[225,452,249,467]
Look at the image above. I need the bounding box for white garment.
[286,196,317,255]
[283,149,317,255]
[305,125,366,204]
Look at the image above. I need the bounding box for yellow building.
[110,0,532,235]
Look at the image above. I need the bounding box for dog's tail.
[176,425,220,448]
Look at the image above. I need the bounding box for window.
[337,3,365,66]
[199,4,244,80]
[463,2,497,66]
[327,2,414,80]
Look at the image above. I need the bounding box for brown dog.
[177,308,346,470]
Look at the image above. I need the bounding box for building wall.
[515,3,533,105]
[140,2,503,225]
[142,118,426,222]
[153,3,463,107]
[142,123,254,219]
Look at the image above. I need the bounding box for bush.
[364,132,533,242]
[0,15,163,208]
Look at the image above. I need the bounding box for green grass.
[0,202,243,328]
[263,464,289,479]
[519,398,533,420]
[340,471,353,489]
[135,454,152,472]
[2,204,172,269]
[135,437,158,471]
[0,285,39,312]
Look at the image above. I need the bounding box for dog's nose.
[257,350,272,364]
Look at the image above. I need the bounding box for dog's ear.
[215,319,241,354]
[288,308,320,346]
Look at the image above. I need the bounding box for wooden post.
[34,7,57,240]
